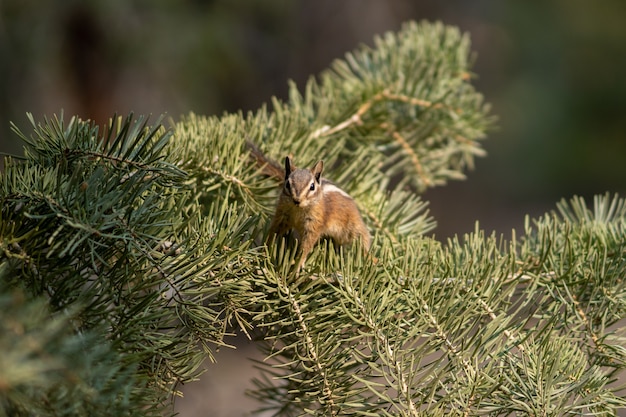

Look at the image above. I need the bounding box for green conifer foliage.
[1,21,625,416]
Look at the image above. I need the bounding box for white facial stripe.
[323,183,350,198]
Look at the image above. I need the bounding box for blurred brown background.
[2,1,626,415]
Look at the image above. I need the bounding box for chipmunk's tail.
[245,140,285,181]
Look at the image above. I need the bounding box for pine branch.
[1,20,625,417]
[305,21,493,192]
[248,194,626,415]
[1,114,264,414]
[0,283,144,417]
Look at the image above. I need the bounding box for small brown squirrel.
[247,141,371,273]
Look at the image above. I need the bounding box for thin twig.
[391,131,431,187]
[310,89,454,140]
[570,292,606,355]
[202,166,253,196]
[363,207,399,246]
[74,149,152,170]
[282,280,338,416]
[475,297,525,354]
[341,282,419,415]
[420,298,475,376]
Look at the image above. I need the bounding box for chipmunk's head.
[283,156,323,207]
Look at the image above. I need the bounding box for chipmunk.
[270,156,371,273]
[247,141,371,273]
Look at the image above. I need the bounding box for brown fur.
[245,140,286,181]
[268,156,371,273]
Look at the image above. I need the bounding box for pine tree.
[1,20,625,416]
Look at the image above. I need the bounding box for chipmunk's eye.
[285,181,291,192]
[309,182,315,191]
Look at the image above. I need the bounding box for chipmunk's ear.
[311,160,324,182]
[285,156,293,178]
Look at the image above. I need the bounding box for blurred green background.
[2,2,626,415]
[1,0,625,239]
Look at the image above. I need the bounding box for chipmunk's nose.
[292,197,301,205]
